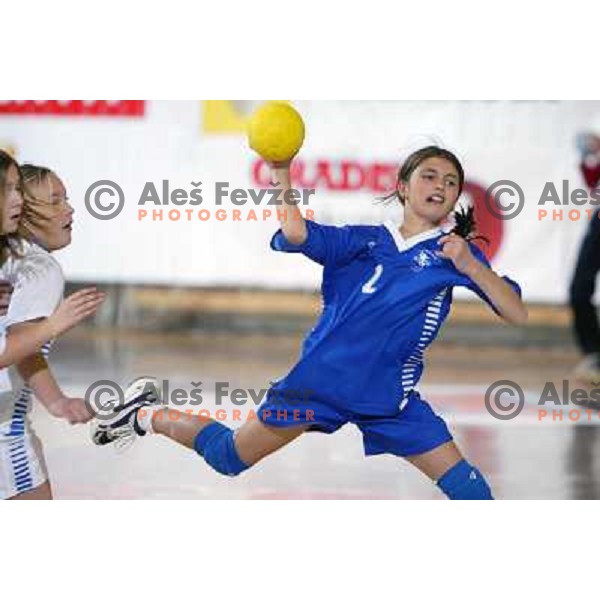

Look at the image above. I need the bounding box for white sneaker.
[91,376,162,449]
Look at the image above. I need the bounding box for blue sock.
[193,422,249,477]
[437,459,493,500]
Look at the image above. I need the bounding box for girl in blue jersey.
[94,146,526,500]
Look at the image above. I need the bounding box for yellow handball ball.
[247,101,305,163]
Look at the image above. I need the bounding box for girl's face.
[25,172,74,251]
[399,156,461,225]
[1,164,24,234]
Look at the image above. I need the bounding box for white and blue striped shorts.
[0,425,48,499]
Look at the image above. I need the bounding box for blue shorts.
[257,389,453,458]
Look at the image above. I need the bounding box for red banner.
[0,100,145,116]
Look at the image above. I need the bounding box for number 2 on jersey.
[362,264,383,294]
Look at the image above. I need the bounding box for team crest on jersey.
[411,249,440,272]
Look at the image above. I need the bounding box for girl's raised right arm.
[269,161,307,245]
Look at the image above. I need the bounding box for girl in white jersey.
[0,151,102,371]
[0,158,105,500]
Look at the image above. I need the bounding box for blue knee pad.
[437,460,493,500]
[193,422,249,477]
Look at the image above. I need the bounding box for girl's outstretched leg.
[92,378,307,477]
[405,441,494,500]
[146,408,308,476]
[231,419,308,465]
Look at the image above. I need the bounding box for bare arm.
[439,233,528,326]
[463,261,528,325]
[0,287,105,369]
[17,352,93,424]
[0,320,55,369]
[269,161,307,245]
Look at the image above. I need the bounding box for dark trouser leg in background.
[570,210,600,356]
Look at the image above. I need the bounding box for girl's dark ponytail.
[450,205,489,245]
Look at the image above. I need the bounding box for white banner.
[2,100,599,303]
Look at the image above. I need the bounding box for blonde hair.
[18,163,55,241]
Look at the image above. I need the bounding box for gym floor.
[28,327,599,500]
